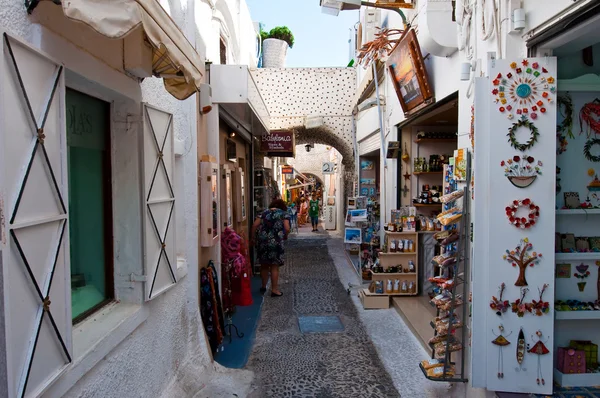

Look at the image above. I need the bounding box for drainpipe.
[373,61,386,239]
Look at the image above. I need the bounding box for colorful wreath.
[491,60,555,119]
[579,101,600,137]
[505,198,540,229]
[557,93,574,139]
[584,138,600,163]
[507,117,539,152]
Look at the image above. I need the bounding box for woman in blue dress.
[251,199,290,297]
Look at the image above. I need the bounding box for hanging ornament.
[507,117,540,152]
[516,328,527,372]
[492,62,555,118]
[403,171,411,181]
[574,263,591,292]
[489,283,510,316]
[505,198,540,229]
[584,138,600,162]
[500,155,543,188]
[530,284,550,316]
[556,166,562,195]
[492,325,512,379]
[402,184,409,198]
[529,330,550,385]
[556,94,574,156]
[511,287,532,317]
[503,237,543,286]
[401,142,410,162]
[579,100,600,138]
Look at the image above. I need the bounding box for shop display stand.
[223,259,244,343]
[419,157,470,383]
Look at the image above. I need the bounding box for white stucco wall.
[0,0,257,397]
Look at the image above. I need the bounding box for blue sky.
[246,0,359,67]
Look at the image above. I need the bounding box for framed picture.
[345,210,355,227]
[386,29,434,116]
[349,209,368,222]
[556,263,571,278]
[347,197,357,209]
[344,227,362,244]
[360,160,374,170]
[360,178,376,185]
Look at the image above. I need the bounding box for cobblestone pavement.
[247,236,400,398]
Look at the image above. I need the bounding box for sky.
[245,0,359,68]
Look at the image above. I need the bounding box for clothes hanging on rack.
[200,262,224,353]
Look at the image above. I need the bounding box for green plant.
[259,27,269,43]
[267,26,294,48]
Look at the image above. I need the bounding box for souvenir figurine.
[528,330,550,385]
[491,325,512,378]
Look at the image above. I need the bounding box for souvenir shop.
[468,6,600,395]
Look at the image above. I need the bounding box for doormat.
[298,315,344,334]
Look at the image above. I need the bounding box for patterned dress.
[256,208,290,266]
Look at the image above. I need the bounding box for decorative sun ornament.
[491,60,555,119]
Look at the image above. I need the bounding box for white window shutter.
[1,33,72,398]
[141,103,177,300]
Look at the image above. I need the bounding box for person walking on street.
[309,193,320,232]
[251,199,291,297]
[299,197,308,226]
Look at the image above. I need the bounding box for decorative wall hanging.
[503,238,543,286]
[401,143,410,162]
[507,117,539,151]
[491,325,512,379]
[511,287,532,317]
[584,138,600,162]
[505,198,540,229]
[531,284,550,316]
[579,99,600,138]
[491,60,554,118]
[470,104,475,151]
[556,166,562,195]
[557,93,574,155]
[528,330,550,385]
[555,263,571,279]
[516,328,526,372]
[574,263,591,292]
[489,283,510,316]
[500,155,542,188]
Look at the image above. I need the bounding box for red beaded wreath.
[505,198,540,229]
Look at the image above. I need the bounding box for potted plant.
[261,26,294,68]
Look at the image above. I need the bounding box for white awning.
[60,0,204,100]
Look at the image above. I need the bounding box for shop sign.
[281,166,294,174]
[260,129,295,157]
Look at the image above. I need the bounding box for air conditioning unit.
[363,7,381,44]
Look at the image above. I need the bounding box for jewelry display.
[491,325,512,379]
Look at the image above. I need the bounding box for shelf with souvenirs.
[418,150,470,384]
[345,196,381,279]
[552,89,600,388]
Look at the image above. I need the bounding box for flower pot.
[508,176,537,188]
[262,38,288,68]
[577,282,587,292]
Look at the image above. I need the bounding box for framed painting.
[386,29,434,116]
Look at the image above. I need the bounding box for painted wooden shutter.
[1,33,72,398]
[142,103,176,300]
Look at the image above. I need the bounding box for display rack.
[419,154,470,383]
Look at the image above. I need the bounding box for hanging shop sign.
[281,166,294,175]
[386,29,434,116]
[260,129,295,157]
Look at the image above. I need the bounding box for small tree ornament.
[503,238,543,286]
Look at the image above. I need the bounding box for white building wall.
[0,0,257,397]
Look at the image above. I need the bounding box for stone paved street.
[247,235,400,397]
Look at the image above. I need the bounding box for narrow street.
[247,227,452,398]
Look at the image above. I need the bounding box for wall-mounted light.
[460,60,476,81]
[199,83,213,114]
[512,8,526,32]
[228,129,236,138]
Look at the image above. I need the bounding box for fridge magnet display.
[531,284,550,316]
[502,237,543,286]
[511,287,532,317]
[505,198,540,229]
[579,100,600,137]
[557,93,574,155]
[528,330,550,385]
[491,60,554,118]
[489,283,510,316]
[507,117,540,152]
[516,328,527,372]
[574,263,591,292]
[556,263,571,278]
[360,160,374,170]
[500,155,543,188]
[491,325,512,379]
[584,138,600,162]
[344,227,362,244]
